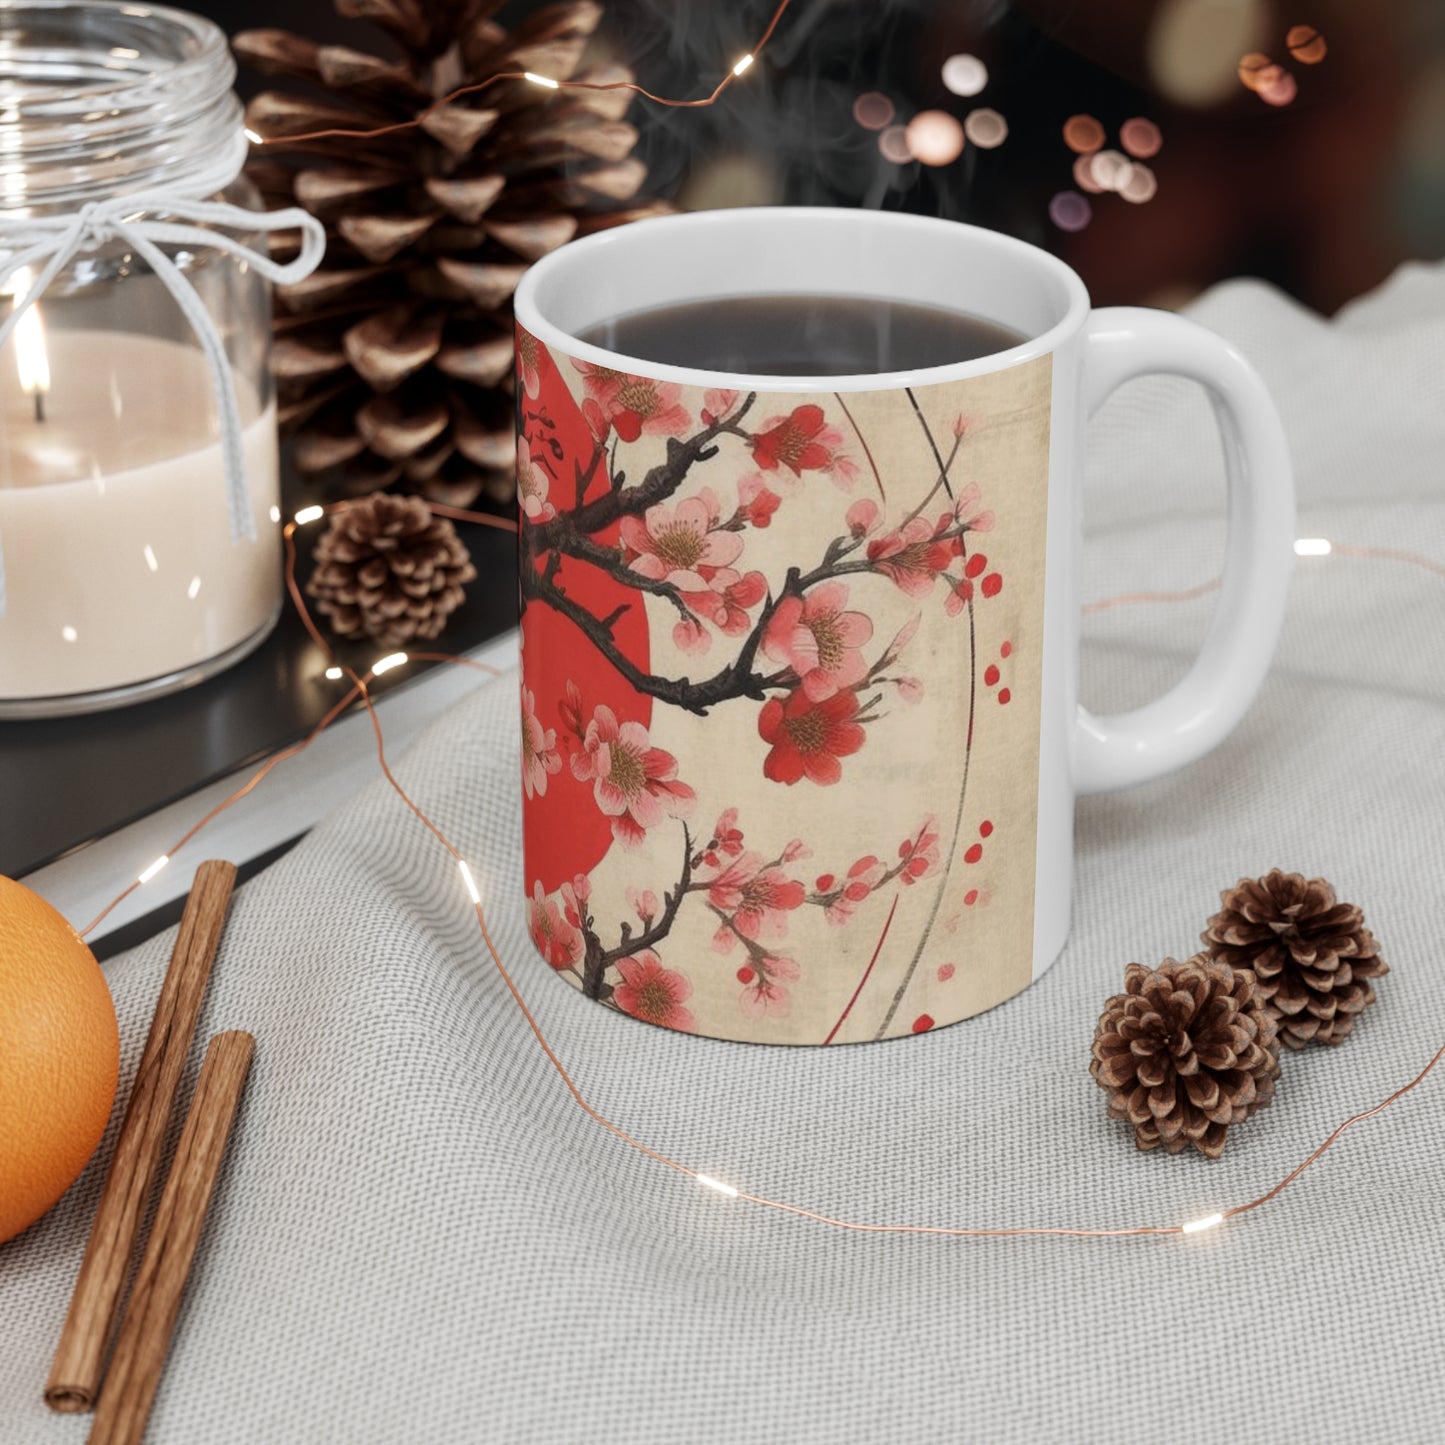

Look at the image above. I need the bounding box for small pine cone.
[307,492,476,647]
[1202,870,1388,1049]
[1091,956,1281,1159]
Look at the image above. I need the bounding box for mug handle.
[1075,307,1295,794]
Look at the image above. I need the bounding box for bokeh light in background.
[941,53,989,96]
[1063,114,1106,154]
[963,108,1009,148]
[878,125,913,163]
[1147,0,1269,106]
[1088,148,1131,191]
[1119,118,1162,158]
[1237,52,1273,90]
[1287,24,1328,63]
[906,109,966,165]
[1118,164,1159,203]
[1049,191,1092,232]
[852,91,895,131]
[1257,66,1299,106]
[1073,154,1104,193]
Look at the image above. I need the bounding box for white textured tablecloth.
[3,264,1444,1445]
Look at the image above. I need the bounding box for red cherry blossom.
[707,852,807,942]
[737,472,782,528]
[749,404,854,483]
[911,1014,936,1034]
[613,951,696,1031]
[761,581,875,702]
[529,880,583,970]
[571,704,695,848]
[521,682,562,801]
[516,435,555,524]
[758,687,868,786]
[672,615,711,655]
[867,515,956,596]
[620,494,743,591]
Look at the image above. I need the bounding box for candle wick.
[33,390,45,424]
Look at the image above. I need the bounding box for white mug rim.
[514,207,1092,394]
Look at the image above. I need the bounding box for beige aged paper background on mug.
[540,352,1051,1044]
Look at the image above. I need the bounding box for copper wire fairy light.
[247,0,796,147]
[77,491,1445,1244]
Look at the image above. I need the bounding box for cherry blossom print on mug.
[516,325,1051,1043]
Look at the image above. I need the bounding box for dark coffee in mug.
[576,294,1025,375]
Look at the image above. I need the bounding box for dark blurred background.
[208,0,1445,315]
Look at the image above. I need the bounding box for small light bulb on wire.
[1181,1213,1225,1235]
[137,855,170,885]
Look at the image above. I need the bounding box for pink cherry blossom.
[583,396,611,443]
[700,808,745,870]
[707,851,806,942]
[613,951,696,1031]
[572,359,691,441]
[677,568,767,637]
[898,816,941,885]
[558,679,586,741]
[824,855,887,925]
[867,515,956,596]
[570,705,695,848]
[897,677,924,703]
[702,388,740,424]
[672,614,711,655]
[761,581,874,702]
[529,880,583,970]
[619,494,743,591]
[516,436,555,523]
[846,499,881,538]
[521,682,562,801]
[737,952,800,1018]
[626,886,660,923]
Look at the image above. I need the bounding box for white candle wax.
[0,329,281,702]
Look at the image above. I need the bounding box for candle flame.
[6,267,51,408]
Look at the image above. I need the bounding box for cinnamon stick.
[46,860,238,1413]
[87,1032,255,1445]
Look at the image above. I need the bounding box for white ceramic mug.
[513,208,1293,1044]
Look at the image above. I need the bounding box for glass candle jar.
[0,1,287,716]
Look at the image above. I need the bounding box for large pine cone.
[307,492,476,646]
[235,0,668,508]
[1201,869,1388,1049]
[1091,956,1281,1159]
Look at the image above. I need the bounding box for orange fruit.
[0,876,119,1245]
